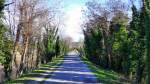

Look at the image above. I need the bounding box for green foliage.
[83,7,132,76]
[47,27,58,53]
[129,5,146,83]
[0,0,12,65]
[83,1,150,83]
[41,26,69,63]
[0,0,12,79]
[0,0,5,17]
[112,25,131,75]
[83,1,148,83]
[142,0,150,83]
[84,27,103,65]
[55,36,60,56]
[0,24,7,63]
[0,25,12,64]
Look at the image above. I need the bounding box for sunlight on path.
[28,51,101,84]
[26,51,101,84]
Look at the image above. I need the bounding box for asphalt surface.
[27,51,101,84]
[29,51,100,84]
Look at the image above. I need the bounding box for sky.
[60,0,88,42]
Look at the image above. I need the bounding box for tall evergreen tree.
[129,4,145,83]
[143,0,150,83]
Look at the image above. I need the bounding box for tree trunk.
[135,60,144,84]
[11,23,22,79]
[19,36,29,75]
[102,30,112,69]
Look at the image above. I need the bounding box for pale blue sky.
[60,0,88,42]
[63,0,87,6]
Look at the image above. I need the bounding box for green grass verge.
[81,56,130,84]
[5,55,64,84]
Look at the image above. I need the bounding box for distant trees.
[83,0,150,83]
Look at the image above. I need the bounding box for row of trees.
[83,0,150,83]
[0,0,69,82]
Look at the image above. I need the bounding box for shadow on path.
[6,57,64,84]
[7,51,100,84]
[43,51,100,84]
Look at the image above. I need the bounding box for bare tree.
[7,0,62,79]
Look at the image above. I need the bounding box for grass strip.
[5,55,64,84]
[81,56,130,84]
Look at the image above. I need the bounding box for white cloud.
[62,5,85,42]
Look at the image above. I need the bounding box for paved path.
[43,51,100,84]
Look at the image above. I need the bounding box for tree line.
[83,0,150,84]
[0,0,69,82]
